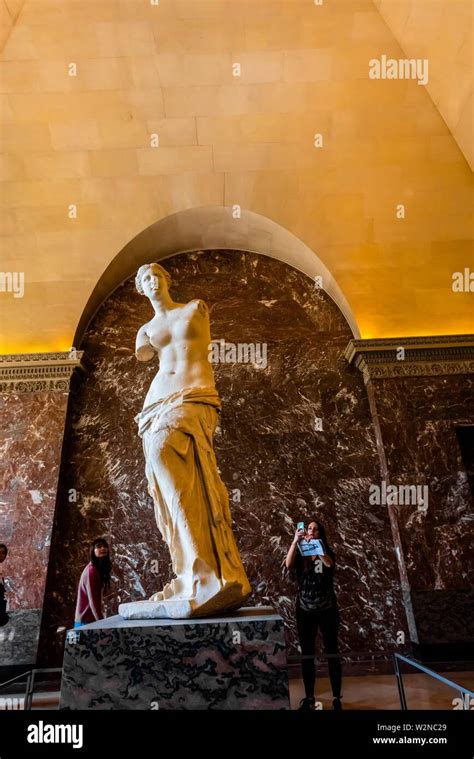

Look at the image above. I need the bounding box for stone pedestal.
[59,606,289,710]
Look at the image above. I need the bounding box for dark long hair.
[90,538,111,592]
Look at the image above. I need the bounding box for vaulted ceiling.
[373,0,472,169]
[1,0,472,352]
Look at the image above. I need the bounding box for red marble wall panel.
[0,390,68,665]
[373,375,474,590]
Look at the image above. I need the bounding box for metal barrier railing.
[0,667,62,710]
[392,653,474,711]
[288,650,474,709]
[286,649,396,664]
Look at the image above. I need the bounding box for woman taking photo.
[286,520,342,711]
[74,538,111,628]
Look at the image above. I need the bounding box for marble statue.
[119,263,251,620]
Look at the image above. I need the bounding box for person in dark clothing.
[285,520,342,711]
[0,543,9,627]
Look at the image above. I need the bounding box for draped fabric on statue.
[135,386,250,613]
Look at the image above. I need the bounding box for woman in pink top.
[74,538,111,628]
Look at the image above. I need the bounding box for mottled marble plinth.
[59,606,289,710]
[0,608,41,667]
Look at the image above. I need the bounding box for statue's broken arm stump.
[60,607,289,710]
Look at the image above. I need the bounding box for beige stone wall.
[373,0,473,168]
[0,0,25,52]
[0,0,472,351]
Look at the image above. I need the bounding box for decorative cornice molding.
[344,335,474,383]
[0,351,88,393]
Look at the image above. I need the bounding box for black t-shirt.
[294,547,337,612]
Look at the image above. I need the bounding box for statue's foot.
[148,578,176,603]
[190,580,251,618]
[149,591,164,602]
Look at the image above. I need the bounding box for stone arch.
[73,206,360,346]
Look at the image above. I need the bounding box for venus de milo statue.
[118,262,251,620]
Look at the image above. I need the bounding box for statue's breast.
[170,310,206,342]
[148,305,209,349]
[148,324,172,350]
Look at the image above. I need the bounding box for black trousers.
[296,603,342,699]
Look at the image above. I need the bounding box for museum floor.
[288,671,474,711]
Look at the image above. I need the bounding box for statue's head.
[135,262,172,299]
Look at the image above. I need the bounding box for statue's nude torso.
[137,299,215,405]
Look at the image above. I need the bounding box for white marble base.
[119,599,193,620]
